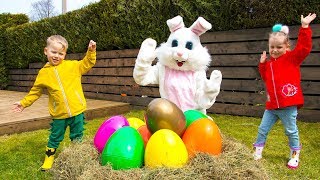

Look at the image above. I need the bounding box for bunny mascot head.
[133,15,222,114]
[157,15,212,72]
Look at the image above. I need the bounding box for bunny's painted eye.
[185,41,193,50]
[172,39,178,47]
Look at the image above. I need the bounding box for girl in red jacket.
[253,13,316,169]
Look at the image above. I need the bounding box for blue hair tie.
[272,24,282,32]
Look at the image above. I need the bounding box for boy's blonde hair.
[46,35,68,50]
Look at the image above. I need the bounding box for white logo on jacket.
[282,83,298,97]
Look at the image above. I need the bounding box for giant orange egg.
[182,118,222,158]
[137,125,152,147]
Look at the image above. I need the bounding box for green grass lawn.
[0,110,319,180]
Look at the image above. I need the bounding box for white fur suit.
[133,16,222,114]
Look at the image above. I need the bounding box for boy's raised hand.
[88,40,96,51]
[12,101,25,112]
[301,13,317,28]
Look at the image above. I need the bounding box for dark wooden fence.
[7,24,320,122]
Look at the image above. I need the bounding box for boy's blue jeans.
[254,106,301,150]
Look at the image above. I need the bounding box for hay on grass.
[51,134,269,180]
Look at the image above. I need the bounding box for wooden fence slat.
[84,92,153,106]
[201,24,320,43]
[301,67,320,81]
[206,38,320,55]
[29,62,45,69]
[206,41,267,54]
[221,79,320,95]
[208,103,320,122]
[83,84,160,97]
[95,58,136,67]
[214,91,320,109]
[7,86,31,92]
[210,67,320,81]
[211,53,320,66]
[301,81,320,95]
[208,103,264,117]
[8,75,36,81]
[9,69,39,75]
[8,81,34,87]
[216,91,265,105]
[304,96,320,109]
[221,79,264,92]
[297,109,320,123]
[211,67,260,79]
[82,76,136,85]
[86,67,133,76]
[96,49,139,59]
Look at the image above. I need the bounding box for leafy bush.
[1,0,319,88]
[0,13,28,89]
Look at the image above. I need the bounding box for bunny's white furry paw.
[205,70,222,94]
[210,70,222,85]
[137,38,157,63]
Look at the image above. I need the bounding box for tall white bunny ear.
[189,17,212,36]
[167,15,185,33]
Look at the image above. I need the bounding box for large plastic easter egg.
[137,125,152,147]
[145,98,186,136]
[101,126,144,170]
[145,129,188,168]
[127,117,145,129]
[184,109,208,127]
[182,118,222,158]
[93,115,129,153]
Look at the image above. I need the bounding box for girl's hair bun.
[272,24,289,34]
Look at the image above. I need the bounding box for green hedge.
[0,13,28,89]
[1,0,320,89]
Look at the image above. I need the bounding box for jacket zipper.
[54,67,72,117]
[270,61,280,108]
[75,91,84,106]
[53,100,56,112]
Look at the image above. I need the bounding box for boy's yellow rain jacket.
[20,51,96,119]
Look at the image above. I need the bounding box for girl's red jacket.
[259,27,312,110]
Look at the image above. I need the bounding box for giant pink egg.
[93,115,129,153]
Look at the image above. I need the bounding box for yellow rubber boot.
[40,147,56,171]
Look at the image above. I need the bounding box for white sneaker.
[253,153,262,160]
[253,146,263,160]
[287,150,300,169]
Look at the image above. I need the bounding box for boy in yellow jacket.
[12,35,96,171]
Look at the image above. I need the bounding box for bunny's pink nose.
[177,52,183,57]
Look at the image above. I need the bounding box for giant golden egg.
[145,98,186,136]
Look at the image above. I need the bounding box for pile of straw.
[51,135,269,179]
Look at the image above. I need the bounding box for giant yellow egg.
[145,129,188,168]
[127,117,145,129]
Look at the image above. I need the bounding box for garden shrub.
[0,13,28,89]
[1,0,319,88]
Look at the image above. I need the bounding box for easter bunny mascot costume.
[133,16,222,114]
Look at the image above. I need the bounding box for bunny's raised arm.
[133,38,159,86]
